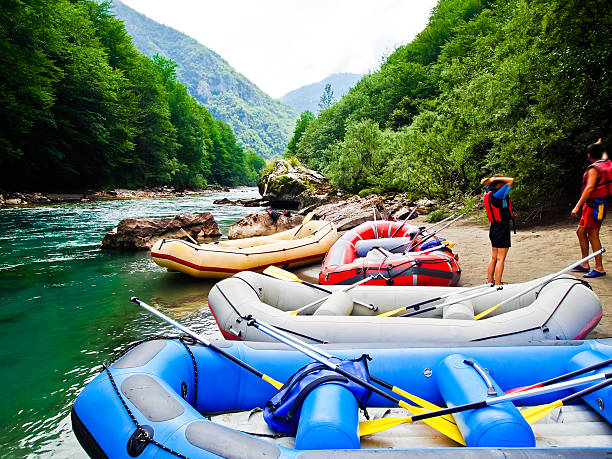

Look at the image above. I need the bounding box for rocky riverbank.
[0,186,230,206]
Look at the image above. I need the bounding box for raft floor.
[210,404,612,449]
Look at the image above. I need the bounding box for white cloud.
[120,0,437,98]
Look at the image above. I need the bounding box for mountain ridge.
[111,0,298,158]
[279,73,363,114]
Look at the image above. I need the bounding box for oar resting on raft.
[290,211,315,240]
[262,266,377,313]
[131,297,462,442]
[474,248,606,320]
[243,314,612,438]
[130,297,284,390]
[243,314,466,445]
[378,282,495,317]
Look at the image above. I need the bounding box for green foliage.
[293,0,612,211]
[425,208,453,223]
[285,111,315,158]
[0,0,260,190]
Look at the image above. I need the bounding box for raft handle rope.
[102,334,199,459]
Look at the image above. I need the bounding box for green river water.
[0,188,265,457]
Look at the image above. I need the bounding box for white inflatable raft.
[207,271,602,344]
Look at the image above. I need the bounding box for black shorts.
[489,221,511,248]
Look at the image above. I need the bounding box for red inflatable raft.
[319,220,461,286]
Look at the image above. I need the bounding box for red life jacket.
[484,190,513,223]
[582,159,612,200]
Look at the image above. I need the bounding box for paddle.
[290,211,315,240]
[287,276,374,315]
[474,248,606,320]
[404,212,466,253]
[130,297,284,390]
[506,356,612,394]
[390,205,421,238]
[179,227,198,244]
[358,370,612,436]
[243,315,465,445]
[372,206,379,239]
[262,266,377,312]
[377,282,494,317]
[519,378,612,424]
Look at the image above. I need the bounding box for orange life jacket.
[582,159,612,201]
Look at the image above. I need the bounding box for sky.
[120,0,439,99]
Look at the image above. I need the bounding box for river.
[0,187,265,457]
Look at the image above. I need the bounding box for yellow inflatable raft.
[151,220,338,279]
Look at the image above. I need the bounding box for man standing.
[481,174,515,285]
[572,139,611,278]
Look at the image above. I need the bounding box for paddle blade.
[263,265,301,283]
[397,401,465,445]
[521,400,563,425]
[378,307,404,318]
[359,416,413,437]
[262,374,284,390]
[392,386,455,423]
[474,304,500,320]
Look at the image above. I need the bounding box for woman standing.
[481,174,515,285]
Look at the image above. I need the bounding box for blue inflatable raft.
[72,338,612,457]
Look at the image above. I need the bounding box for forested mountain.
[112,1,297,159]
[0,0,265,190]
[279,73,363,115]
[289,0,612,213]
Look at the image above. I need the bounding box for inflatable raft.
[207,271,602,343]
[72,338,612,457]
[319,220,461,286]
[151,220,338,279]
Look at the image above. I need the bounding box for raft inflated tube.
[443,300,475,320]
[566,350,612,424]
[436,354,535,447]
[354,237,413,257]
[314,292,354,316]
[295,383,360,450]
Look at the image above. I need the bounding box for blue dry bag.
[263,355,372,434]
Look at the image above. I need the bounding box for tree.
[285,110,315,157]
[318,83,334,111]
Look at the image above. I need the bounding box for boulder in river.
[228,211,303,239]
[101,212,221,250]
[312,195,413,231]
[258,159,338,209]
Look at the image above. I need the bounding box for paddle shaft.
[131,297,282,388]
[406,212,466,252]
[411,371,612,423]
[247,317,408,407]
[290,211,315,240]
[508,356,612,394]
[292,276,373,315]
[492,248,606,311]
[383,282,493,317]
[402,285,503,318]
[298,279,376,312]
[390,206,420,238]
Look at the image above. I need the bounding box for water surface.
[0,188,264,457]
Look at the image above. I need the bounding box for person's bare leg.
[488,247,498,283]
[587,226,605,272]
[494,247,509,285]
[576,225,590,269]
